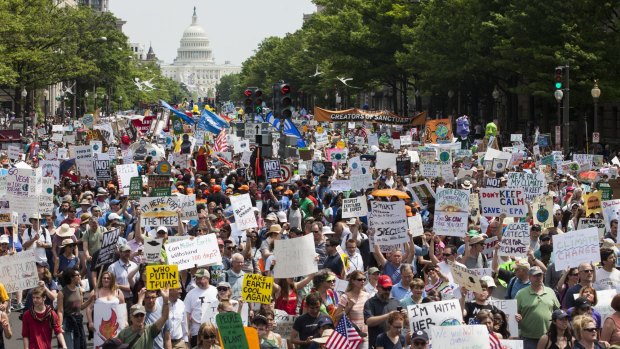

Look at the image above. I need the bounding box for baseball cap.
[368,267,380,275]
[552,309,569,321]
[574,297,592,309]
[107,213,121,221]
[411,330,429,342]
[195,268,210,278]
[377,275,393,288]
[317,317,334,328]
[529,266,543,276]
[130,304,146,316]
[0,235,9,244]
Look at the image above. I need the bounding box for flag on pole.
[201,108,230,129]
[326,315,362,349]
[264,112,307,148]
[213,129,228,153]
[197,108,224,134]
[160,100,195,125]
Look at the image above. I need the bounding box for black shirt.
[464,302,498,324]
[375,333,406,349]
[364,295,401,349]
[293,312,332,349]
[323,253,344,276]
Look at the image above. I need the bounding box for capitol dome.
[173,7,215,65]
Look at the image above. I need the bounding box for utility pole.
[562,63,570,153]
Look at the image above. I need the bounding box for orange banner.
[423,118,453,144]
[313,107,424,125]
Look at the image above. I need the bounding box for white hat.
[55,224,76,238]
[480,275,496,288]
[276,211,288,223]
[321,226,335,235]
[107,213,121,221]
[346,218,356,225]
[0,235,9,244]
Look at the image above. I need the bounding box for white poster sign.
[433,189,469,237]
[273,234,318,278]
[553,227,601,271]
[178,194,198,221]
[116,164,139,196]
[431,325,490,348]
[341,197,368,218]
[479,188,528,217]
[506,172,547,202]
[499,223,530,257]
[407,299,463,332]
[70,145,96,178]
[229,193,258,230]
[94,303,128,348]
[375,152,397,172]
[369,201,409,246]
[0,250,39,292]
[165,234,222,270]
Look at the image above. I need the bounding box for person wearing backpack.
[22,286,67,349]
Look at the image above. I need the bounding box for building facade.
[161,7,241,98]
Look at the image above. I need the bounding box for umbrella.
[371,189,410,200]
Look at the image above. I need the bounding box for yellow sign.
[302,125,308,133]
[316,126,323,134]
[145,264,180,290]
[584,191,602,217]
[241,273,273,304]
[336,140,346,149]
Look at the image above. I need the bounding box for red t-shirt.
[22,307,62,349]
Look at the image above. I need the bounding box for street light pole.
[591,79,601,133]
[492,87,499,123]
[84,91,89,113]
[43,89,49,135]
[21,87,27,136]
[562,63,570,153]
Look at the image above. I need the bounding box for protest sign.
[469,193,481,220]
[216,312,248,349]
[431,325,490,348]
[553,227,600,271]
[39,159,60,183]
[8,145,20,160]
[94,153,112,181]
[263,159,281,180]
[241,273,273,304]
[408,214,424,237]
[482,236,499,260]
[0,212,16,227]
[94,303,127,349]
[330,179,351,192]
[129,176,143,200]
[533,195,554,229]
[375,152,397,172]
[273,234,318,278]
[601,199,620,232]
[505,172,546,202]
[165,234,222,270]
[350,173,373,191]
[230,193,258,230]
[396,157,411,176]
[143,237,163,264]
[273,314,298,338]
[70,145,96,178]
[420,162,441,178]
[578,218,606,239]
[145,264,180,290]
[326,148,348,164]
[369,201,409,245]
[342,197,368,218]
[592,289,616,320]
[433,189,469,237]
[148,174,171,197]
[94,228,120,269]
[479,188,528,217]
[0,250,39,293]
[584,191,602,217]
[178,194,198,221]
[450,262,483,293]
[407,180,435,209]
[116,164,139,196]
[140,196,180,227]
[407,299,463,332]
[499,223,529,257]
[500,340,524,349]
[485,177,501,188]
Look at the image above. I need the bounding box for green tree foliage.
[216,73,241,102]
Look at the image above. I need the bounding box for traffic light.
[253,89,263,113]
[243,89,253,111]
[554,67,564,90]
[279,83,292,119]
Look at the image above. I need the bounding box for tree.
[216,73,240,102]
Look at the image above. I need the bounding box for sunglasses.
[133,313,145,318]
[583,328,597,333]
[217,287,229,292]
[413,341,427,346]
[203,334,217,340]
[569,273,579,276]
[226,246,235,250]
[581,270,594,273]
[442,253,453,257]
[355,278,367,282]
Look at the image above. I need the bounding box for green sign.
[151,187,172,197]
[216,312,248,349]
[597,182,612,201]
[129,177,143,200]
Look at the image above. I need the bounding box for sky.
[109,0,317,66]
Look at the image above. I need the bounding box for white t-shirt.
[594,268,620,291]
[184,286,217,336]
[22,226,52,263]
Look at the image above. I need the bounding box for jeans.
[521,337,539,349]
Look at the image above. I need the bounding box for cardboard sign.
[145,264,180,290]
[431,325,490,348]
[143,237,163,264]
[165,234,222,270]
[479,188,528,217]
[578,218,606,239]
[350,173,374,191]
[0,250,39,292]
[230,194,258,231]
[433,189,470,237]
[406,299,463,332]
[369,201,409,246]
[140,196,180,227]
[116,164,139,196]
[178,194,198,221]
[94,153,112,181]
[533,195,554,229]
[499,223,529,257]
[450,262,483,293]
[553,227,600,271]
[263,159,281,180]
[94,228,120,269]
[93,303,128,348]
[129,176,143,200]
[241,273,273,304]
[216,312,248,349]
[273,234,318,278]
[505,172,546,202]
[342,197,368,218]
[584,191,602,217]
[70,145,96,178]
[488,299,519,338]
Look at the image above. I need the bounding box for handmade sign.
[272,234,318,278]
[469,193,481,220]
[350,173,374,191]
[499,340,524,349]
[342,197,369,218]
[165,234,222,270]
[145,264,180,290]
[498,223,529,257]
[375,152,397,172]
[369,201,409,245]
[241,274,273,304]
[129,176,143,200]
[407,180,435,209]
[408,214,424,237]
[94,153,112,181]
[420,162,441,178]
[94,228,120,269]
[178,194,198,221]
[70,145,96,178]
[584,191,602,217]
[533,195,554,229]
[578,218,606,239]
[273,314,298,339]
[139,196,180,227]
[216,312,249,349]
[488,299,519,337]
[0,250,39,293]
[433,189,470,237]
[601,199,620,232]
[263,160,281,180]
[479,188,527,217]
[423,118,453,144]
[505,172,546,202]
[450,262,483,293]
[553,227,600,271]
[148,174,171,197]
[431,325,490,348]
[406,299,463,332]
[230,194,258,230]
[94,303,128,349]
[330,179,351,192]
[116,164,139,196]
[485,177,501,188]
[143,237,163,264]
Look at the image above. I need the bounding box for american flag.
[213,129,228,152]
[326,315,362,349]
[358,126,368,139]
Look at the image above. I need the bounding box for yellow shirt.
[0,283,8,303]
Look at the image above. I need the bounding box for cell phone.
[397,306,402,311]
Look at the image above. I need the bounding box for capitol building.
[161,8,241,98]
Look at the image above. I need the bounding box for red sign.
[131,116,169,134]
